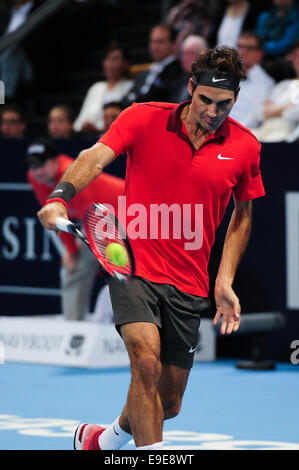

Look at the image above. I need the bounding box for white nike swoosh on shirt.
[217,153,234,160]
[53,189,63,193]
[212,77,227,82]
[189,347,197,353]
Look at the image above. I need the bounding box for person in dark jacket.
[0,0,62,103]
[122,24,184,107]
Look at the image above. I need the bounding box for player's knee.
[163,397,182,420]
[132,354,162,387]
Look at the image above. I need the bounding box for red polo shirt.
[28,154,125,255]
[99,101,265,296]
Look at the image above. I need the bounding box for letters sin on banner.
[0,183,65,314]
[0,81,4,104]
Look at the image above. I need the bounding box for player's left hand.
[213,286,241,335]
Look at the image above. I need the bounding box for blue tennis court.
[1,360,298,450]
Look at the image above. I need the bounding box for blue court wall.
[0,139,298,362]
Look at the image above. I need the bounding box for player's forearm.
[60,144,107,194]
[215,200,252,289]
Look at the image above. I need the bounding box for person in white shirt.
[73,42,133,135]
[229,31,275,129]
[252,39,299,142]
[217,0,250,48]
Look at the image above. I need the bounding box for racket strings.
[84,208,132,274]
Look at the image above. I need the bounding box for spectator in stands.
[102,101,125,134]
[170,34,208,102]
[165,0,214,49]
[210,0,271,48]
[256,0,299,60]
[26,138,125,321]
[122,23,184,107]
[47,105,76,140]
[0,0,38,101]
[251,39,299,142]
[73,42,133,136]
[229,32,275,129]
[0,103,27,138]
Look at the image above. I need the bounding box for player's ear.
[188,77,195,97]
[234,86,240,102]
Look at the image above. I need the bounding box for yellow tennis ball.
[105,242,128,267]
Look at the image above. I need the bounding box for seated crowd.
[1,0,299,143]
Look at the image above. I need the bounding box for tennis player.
[37,46,265,450]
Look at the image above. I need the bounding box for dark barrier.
[1,139,299,362]
[213,312,286,370]
[0,139,127,316]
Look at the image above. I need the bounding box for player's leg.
[120,321,164,447]
[157,284,210,420]
[74,319,164,451]
[118,363,190,430]
[74,278,204,450]
[158,363,190,420]
[97,277,164,450]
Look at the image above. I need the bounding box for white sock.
[136,442,163,450]
[98,416,132,450]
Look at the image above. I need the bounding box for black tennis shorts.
[107,276,211,369]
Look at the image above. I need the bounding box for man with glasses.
[229,31,275,129]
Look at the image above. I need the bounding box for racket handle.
[56,217,74,233]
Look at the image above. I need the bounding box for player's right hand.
[37,202,68,231]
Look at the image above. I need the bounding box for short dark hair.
[103,101,125,112]
[239,31,264,50]
[0,103,26,122]
[103,41,131,63]
[150,23,178,43]
[191,46,247,91]
[49,105,75,123]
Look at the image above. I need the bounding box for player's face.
[188,82,236,132]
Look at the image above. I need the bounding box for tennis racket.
[56,202,135,281]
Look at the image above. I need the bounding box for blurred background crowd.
[0,0,299,144]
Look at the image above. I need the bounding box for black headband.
[192,70,240,92]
